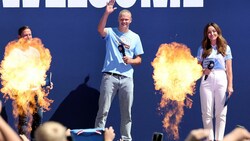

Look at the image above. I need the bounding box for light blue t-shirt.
[101,27,144,78]
[196,45,232,70]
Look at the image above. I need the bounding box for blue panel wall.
[0,0,249,140]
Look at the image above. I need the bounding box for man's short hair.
[18,26,30,36]
[119,9,132,19]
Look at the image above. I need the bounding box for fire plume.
[152,42,202,140]
[0,38,53,127]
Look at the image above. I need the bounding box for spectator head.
[35,121,67,141]
[18,26,32,40]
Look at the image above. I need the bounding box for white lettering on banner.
[141,0,179,8]
[2,0,19,7]
[2,0,204,8]
[23,0,39,7]
[67,0,106,8]
[46,0,65,8]
[184,0,203,7]
[141,0,203,7]
[116,0,136,8]
[170,0,180,8]
[68,0,87,7]
[2,0,39,7]
[88,0,106,8]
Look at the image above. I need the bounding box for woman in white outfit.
[196,23,233,141]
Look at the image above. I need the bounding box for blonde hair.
[35,121,67,141]
[119,9,132,19]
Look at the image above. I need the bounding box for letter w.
[2,0,39,8]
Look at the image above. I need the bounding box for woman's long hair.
[201,23,227,58]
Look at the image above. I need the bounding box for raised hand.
[105,0,117,14]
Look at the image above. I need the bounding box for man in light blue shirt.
[94,0,144,141]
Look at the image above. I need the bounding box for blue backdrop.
[0,0,250,140]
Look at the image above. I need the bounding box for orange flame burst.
[0,38,53,130]
[151,42,202,140]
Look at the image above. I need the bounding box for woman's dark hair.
[201,22,227,58]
